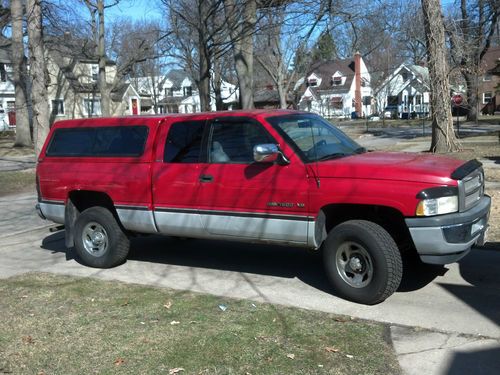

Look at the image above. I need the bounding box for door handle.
[199,174,213,183]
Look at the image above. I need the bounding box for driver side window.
[209,120,274,164]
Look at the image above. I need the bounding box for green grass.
[0,273,401,375]
[0,170,35,197]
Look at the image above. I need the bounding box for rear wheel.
[74,206,130,268]
[323,220,402,305]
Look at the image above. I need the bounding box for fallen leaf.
[140,321,146,325]
[163,301,172,309]
[121,300,129,307]
[346,354,354,359]
[21,295,28,299]
[325,346,340,353]
[22,336,34,344]
[334,317,348,323]
[170,320,180,325]
[169,368,184,374]
[114,358,125,366]
[286,353,295,360]
[318,365,324,368]
[37,371,46,375]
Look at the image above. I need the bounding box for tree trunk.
[224,0,255,109]
[197,0,211,112]
[11,0,31,147]
[97,0,110,116]
[421,0,460,152]
[464,71,478,120]
[213,60,224,111]
[27,0,50,156]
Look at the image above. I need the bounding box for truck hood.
[315,151,465,185]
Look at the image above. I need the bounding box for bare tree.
[80,0,169,116]
[448,0,499,121]
[27,0,50,156]
[422,0,460,152]
[255,5,301,108]
[11,0,31,147]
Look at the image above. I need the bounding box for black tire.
[323,220,402,305]
[73,206,130,268]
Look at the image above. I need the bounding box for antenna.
[309,120,321,188]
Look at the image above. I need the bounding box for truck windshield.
[267,114,365,162]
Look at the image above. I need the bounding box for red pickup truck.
[36,110,490,304]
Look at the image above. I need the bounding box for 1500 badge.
[267,202,305,208]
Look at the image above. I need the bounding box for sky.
[105,0,163,22]
[109,0,461,23]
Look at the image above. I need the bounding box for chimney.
[354,51,362,116]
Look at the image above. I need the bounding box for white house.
[133,69,239,114]
[0,46,16,131]
[374,64,430,118]
[297,53,372,118]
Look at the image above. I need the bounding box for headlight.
[416,187,459,216]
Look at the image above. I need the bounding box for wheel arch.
[65,190,120,248]
[315,203,416,256]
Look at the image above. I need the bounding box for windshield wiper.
[354,147,366,154]
[315,153,347,161]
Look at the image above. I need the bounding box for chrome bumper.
[405,195,491,264]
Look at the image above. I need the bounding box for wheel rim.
[335,241,373,288]
[82,222,108,257]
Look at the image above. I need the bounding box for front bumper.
[405,195,491,264]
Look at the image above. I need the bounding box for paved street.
[0,192,499,374]
[0,155,36,172]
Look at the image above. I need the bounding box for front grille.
[458,168,484,211]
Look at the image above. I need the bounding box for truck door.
[197,117,310,244]
[152,119,207,237]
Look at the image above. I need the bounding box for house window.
[483,92,493,103]
[308,79,317,87]
[183,86,192,96]
[332,76,342,85]
[0,64,6,82]
[83,98,101,116]
[331,97,343,109]
[91,64,98,81]
[483,73,492,81]
[415,95,422,105]
[52,99,64,116]
[165,87,174,97]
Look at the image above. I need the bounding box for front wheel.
[74,206,130,268]
[323,220,402,305]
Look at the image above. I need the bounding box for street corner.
[390,325,500,375]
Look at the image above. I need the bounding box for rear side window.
[164,121,205,163]
[46,126,148,157]
[209,119,274,163]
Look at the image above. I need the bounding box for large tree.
[223,0,257,109]
[27,0,50,156]
[421,0,460,152]
[11,0,31,147]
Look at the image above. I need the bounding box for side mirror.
[253,143,279,163]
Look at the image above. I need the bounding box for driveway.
[0,193,499,374]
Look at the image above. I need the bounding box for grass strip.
[0,273,400,374]
[0,170,35,197]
